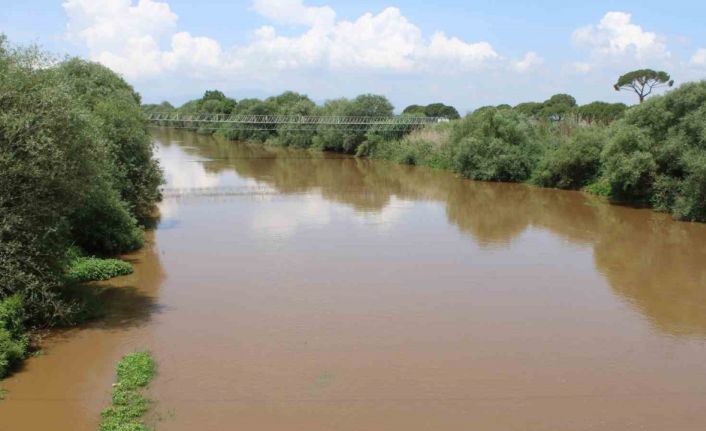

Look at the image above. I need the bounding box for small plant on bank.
[66,256,133,283]
[0,295,28,379]
[100,351,156,431]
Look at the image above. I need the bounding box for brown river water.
[2,128,706,430]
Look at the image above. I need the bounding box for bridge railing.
[145,112,447,127]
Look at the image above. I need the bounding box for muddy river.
[2,128,706,430]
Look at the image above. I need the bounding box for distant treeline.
[147,81,706,223]
[1,36,162,376]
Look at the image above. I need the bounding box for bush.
[70,185,144,255]
[58,59,163,225]
[66,257,133,283]
[1,37,161,325]
[601,124,656,201]
[453,109,543,182]
[532,128,605,189]
[0,295,28,378]
[601,81,706,220]
[671,151,706,221]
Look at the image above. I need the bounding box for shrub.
[584,177,612,197]
[66,257,133,283]
[58,59,163,225]
[0,295,28,378]
[1,38,160,325]
[453,109,543,182]
[602,81,706,220]
[69,186,144,255]
[671,151,706,221]
[532,128,606,189]
[0,39,103,322]
[601,124,656,201]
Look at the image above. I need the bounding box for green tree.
[424,103,460,119]
[514,102,543,117]
[402,104,426,116]
[58,59,163,225]
[1,37,162,324]
[540,94,577,121]
[614,69,674,103]
[577,102,627,125]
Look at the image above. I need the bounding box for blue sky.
[2,0,706,112]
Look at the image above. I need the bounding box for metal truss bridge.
[146,112,446,132]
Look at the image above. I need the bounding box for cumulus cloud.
[513,51,543,72]
[690,48,706,66]
[252,0,336,28]
[572,11,669,61]
[63,0,511,80]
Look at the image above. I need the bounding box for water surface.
[2,128,706,430]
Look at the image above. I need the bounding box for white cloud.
[571,62,592,74]
[328,8,422,71]
[63,0,513,80]
[252,0,335,28]
[424,32,498,71]
[690,48,706,66]
[572,11,669,61]
[513,51,543,72]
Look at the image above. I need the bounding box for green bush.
[69,186,144,255]
[601,124,656,200]
[583,177,612,197]
[0,295,28,378]
[1,37,161,325]
[601,81,706,220]
[532,128,606,189]
[58,59,163,225]
[453,109,543,182]
[66,257,133,283]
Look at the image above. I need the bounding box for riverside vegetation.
[99,352,157,431]
[147,74,706,223]
[0,37,162,379]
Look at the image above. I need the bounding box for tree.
[424,103,460,119]
[577,101,627,125]
[403,103,460,119]
[541,94,577,121]
[614,69,674,103]
[514,102,543,117]
[402,104,427,116]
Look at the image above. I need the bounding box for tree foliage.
[540,94,577,121]
[577,102,627,125]
[453,108,544,181]
[0,38,162,324]
[403,103,460,119]
[614,69,674,103]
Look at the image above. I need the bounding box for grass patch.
[100,351,156,431]
[66,256,133,283]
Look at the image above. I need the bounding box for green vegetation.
[368,81,706,222]
[402,102,460,119]
[66,257,133,284]
[100,351,156,431]
[1,36,162,378]
[0,295,28,379]
[614,69,674,103]
[153,77,706,223]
